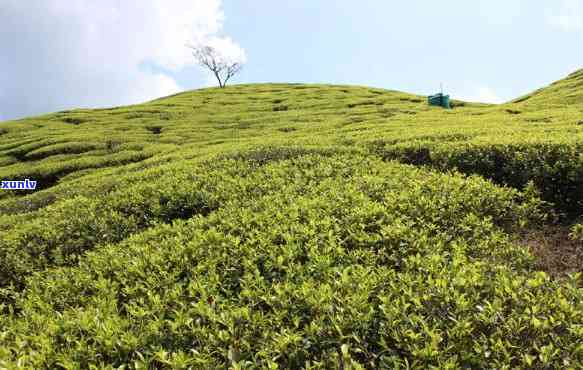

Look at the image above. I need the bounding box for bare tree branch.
[187,44,244,88]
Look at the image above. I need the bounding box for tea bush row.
[0,148,160,196]
[1,154,581,369]
[0,148,349,297]
[23,142,103,161]
[0,144,184,216]
[372,141,583,218]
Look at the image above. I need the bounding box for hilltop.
[512,68,583,106]
[0,72,582,368]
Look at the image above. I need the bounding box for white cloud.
[205,36,248,64]
[455,86,504,104]
[547,0,583,31]
[126,73,183,104]
[0,0,243,120]
[473,87,504,104]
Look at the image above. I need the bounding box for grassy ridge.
[0,73,583,368]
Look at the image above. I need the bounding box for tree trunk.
[213,71,224,88]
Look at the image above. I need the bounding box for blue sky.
[1,0,583,120]
[218,0,583,101]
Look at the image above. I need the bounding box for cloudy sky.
[1,0,583,120]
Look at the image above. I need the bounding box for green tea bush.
[24,142,102,161]
[569,223,583,244]
[0,156,17,167]
[374,141,583,218]
[0,150,356,296]
[217,146,351,167]
[3,154,578,369]
[0,147,200,216]
[0,149,156,193]
[1,79,583,368]
[2,140,64,161]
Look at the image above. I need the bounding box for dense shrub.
[0,160,236,294]
[569,223,583,244]
[0,150,359,296]
[0,149,156,193]
[24,142,101,160]
[1,80,583,368]
[2,154,577,369]
[373,142,583,218]
[217,146,351,167]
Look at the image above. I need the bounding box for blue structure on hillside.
[428,92,451,109]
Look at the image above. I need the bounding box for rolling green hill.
[0,71,582,368]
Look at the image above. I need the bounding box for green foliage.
[24,142,102,160]
[3,154,578,369]
[373,141,583,218]
[1,75,583,368]
[569,223,583,243]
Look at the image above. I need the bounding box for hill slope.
[0,74,582,368]
[512,68,583,106]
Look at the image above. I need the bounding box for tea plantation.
[0,70,583,368]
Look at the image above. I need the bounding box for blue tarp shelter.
[428,92,451,109]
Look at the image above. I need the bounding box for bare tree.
[188,44,243,88]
